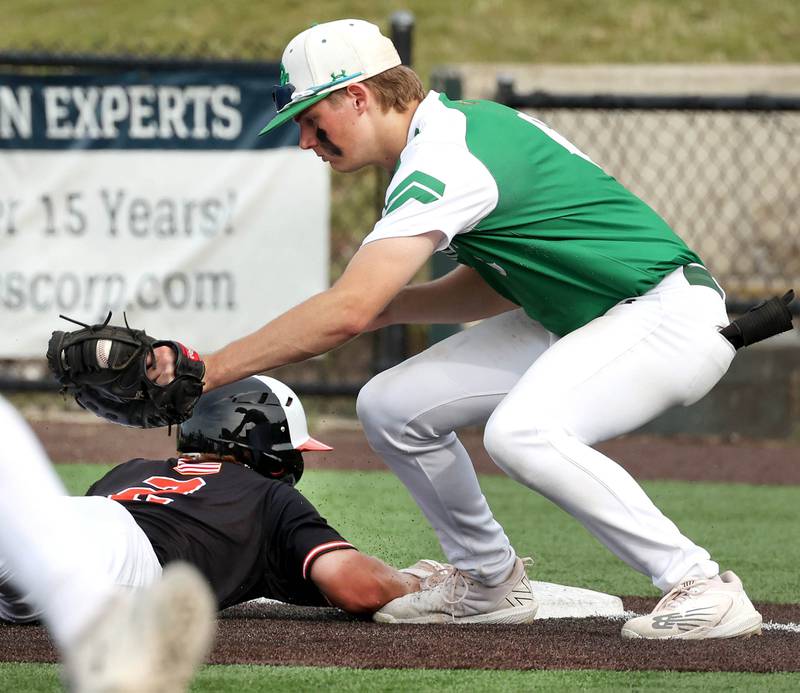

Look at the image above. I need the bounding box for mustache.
[316,127,343,157]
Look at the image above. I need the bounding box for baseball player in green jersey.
[149,19,762,638]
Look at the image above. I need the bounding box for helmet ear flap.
[250,449,304,485]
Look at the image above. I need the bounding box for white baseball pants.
[0,397,160,647]
[358,266,734,592]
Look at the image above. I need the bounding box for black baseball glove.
[46,312,205,428]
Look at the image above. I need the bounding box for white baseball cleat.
[63,562,216,693]
[399,558,452,580]
[621,570,762,640]
[374,556,538,624]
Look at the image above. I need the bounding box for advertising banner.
[0,70,329,357]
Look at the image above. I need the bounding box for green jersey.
[363,91,702,336]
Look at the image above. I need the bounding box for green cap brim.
[258,92,330,136]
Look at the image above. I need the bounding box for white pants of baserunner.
[0,396,161,647]
[357,266,734,592]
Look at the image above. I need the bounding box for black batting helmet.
[176,376,331,485]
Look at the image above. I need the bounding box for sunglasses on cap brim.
[272,71,364,112]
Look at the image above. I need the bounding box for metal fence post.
[390,10,415,65]
[430,69,463,100]
[495,74,515,103]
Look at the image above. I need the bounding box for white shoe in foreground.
[63,562,216,693]
[374,556,537,624]
[399,558,452,580]
[621,570,762,640]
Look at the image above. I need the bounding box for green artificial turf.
[58,464,799,602]
[3,465,795,693]
[3,663,799,692]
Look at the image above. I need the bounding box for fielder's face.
[294,85,376,173]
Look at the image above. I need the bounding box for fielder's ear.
[346,83,370,113]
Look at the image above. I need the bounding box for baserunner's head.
[177,376,332,485]
[260,19,425,172]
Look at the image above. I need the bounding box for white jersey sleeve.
[362,105,499,251]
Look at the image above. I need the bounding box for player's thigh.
[57,496,162,588]
[496,285,734,444]
[358,308,554,430]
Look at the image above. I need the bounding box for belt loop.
[682,264,725,300]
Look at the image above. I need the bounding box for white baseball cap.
[259,19,401,135]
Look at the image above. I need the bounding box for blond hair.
[328,66,424,113]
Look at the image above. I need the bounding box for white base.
[531,581,624,619]
[224,582,625,621]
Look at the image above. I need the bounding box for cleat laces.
[519,556,534,572]
[420,565,470,617]
[418,556,534,621]
[658,578,709,611]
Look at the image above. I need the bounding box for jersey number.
[109,476,206,505]
[517,112,597,166]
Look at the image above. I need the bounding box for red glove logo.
[178,343,201,361]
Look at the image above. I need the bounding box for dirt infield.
[1,600,799,672]
[27,418,800,485]
[2,419,798,672]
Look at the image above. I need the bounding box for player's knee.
[357,373,386,429]
[483,413,520,470]
[357,370,413,447]
[483,409,556,482]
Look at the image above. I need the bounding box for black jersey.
[87,457,353,610]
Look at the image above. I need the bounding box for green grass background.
[3,0,800,77]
